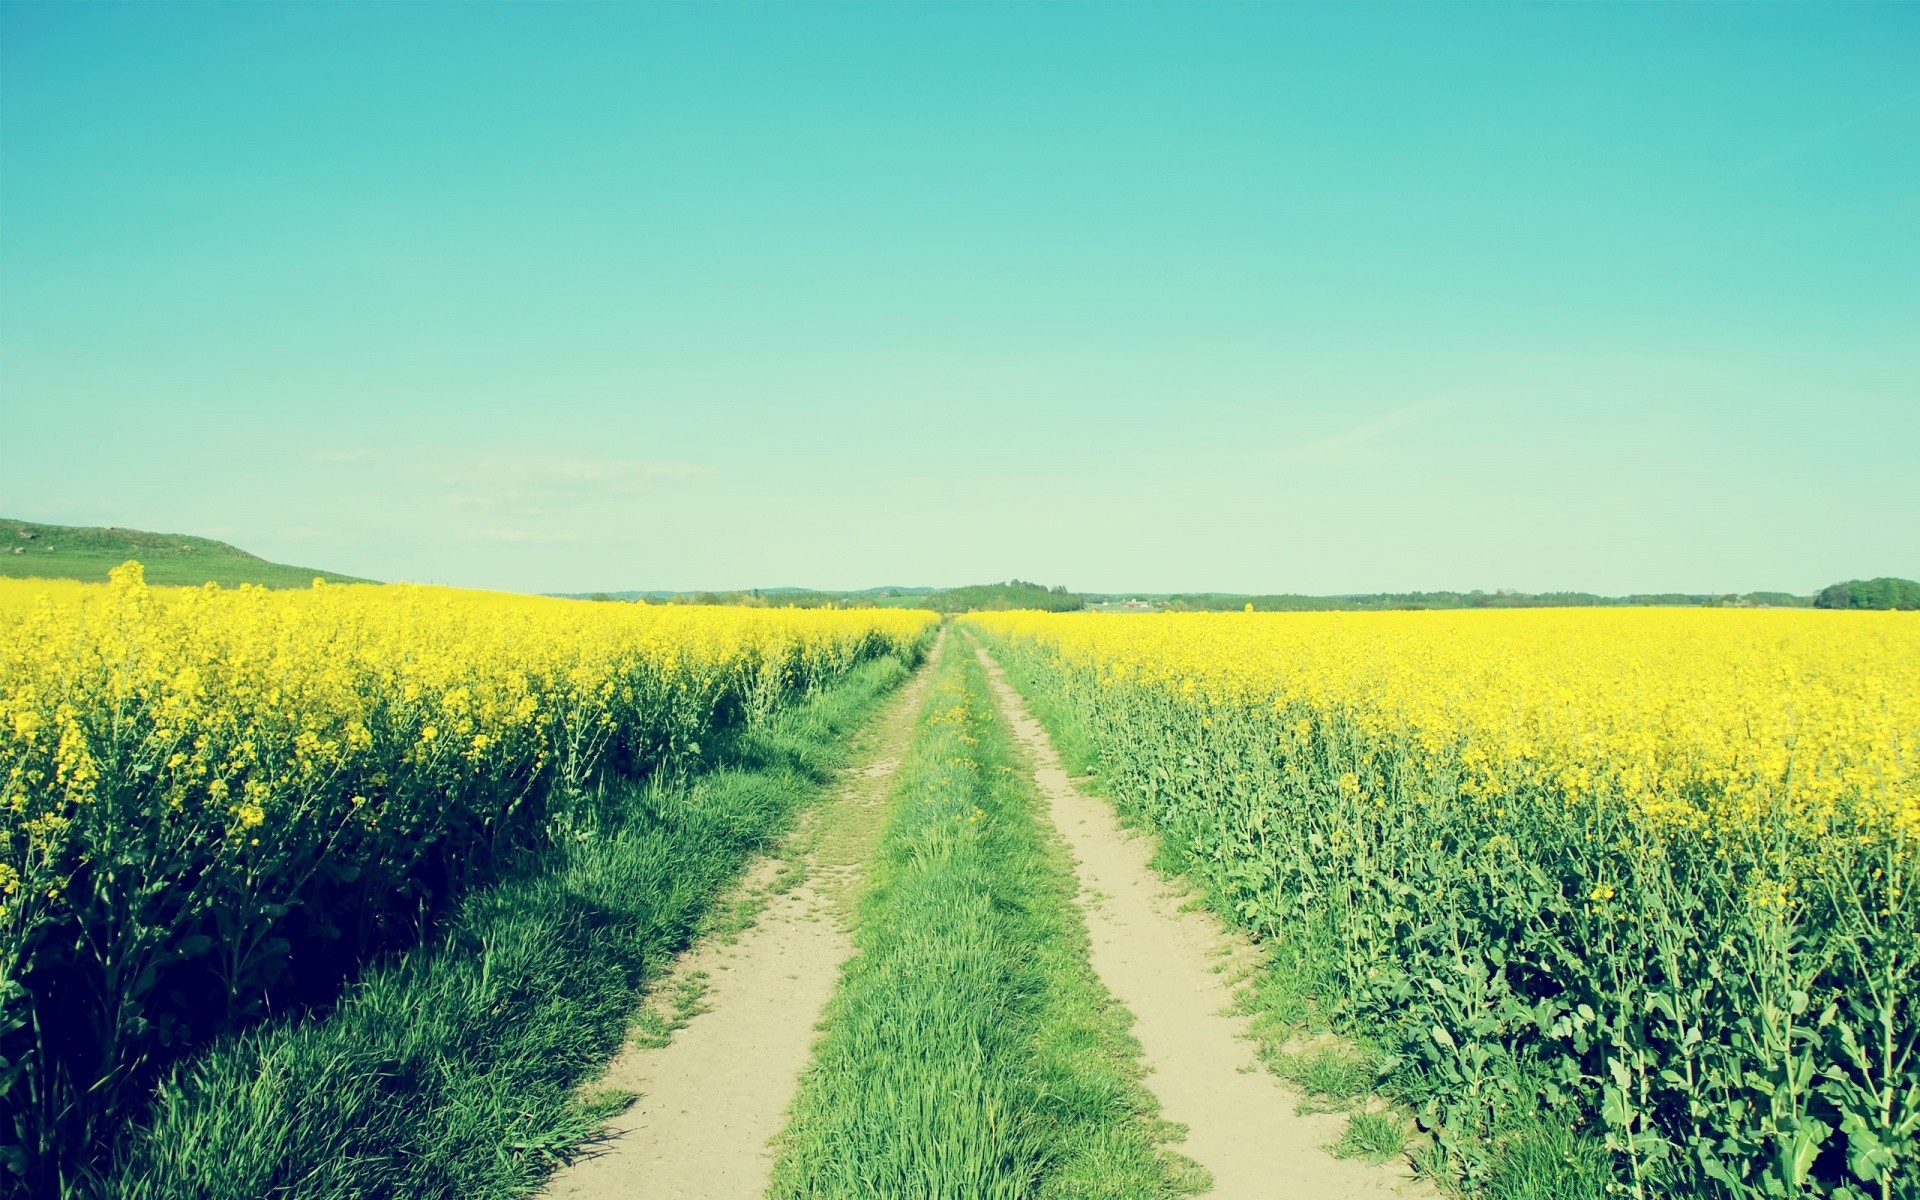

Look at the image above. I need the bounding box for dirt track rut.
[977,642,1432,1200]
[541,636,942,1200]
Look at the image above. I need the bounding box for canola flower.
[972,608,1919,849]
[2,566,934,927]
[0,563,935,1184]
[971,609,1920,1199]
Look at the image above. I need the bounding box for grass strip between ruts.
[769,635,1202,1200]
[102,650,923,1200]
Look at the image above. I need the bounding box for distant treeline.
[1813,577,1920,611]
[927,580,1083,613]
[581,589,863,608]
[1148,589,1817,613]
[570,577,1920,614]
[572,581,1084,613]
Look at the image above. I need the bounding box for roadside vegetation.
[103,649,922,1200]
[0,565,934,1197]
[974,609,1919,1200]
[770,636,1200,1200]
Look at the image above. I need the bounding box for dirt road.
[977,643,1432,1200]
[541,635,943,1200]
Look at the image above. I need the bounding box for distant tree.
[1815,578,1920,611]
[930,580,1084,613]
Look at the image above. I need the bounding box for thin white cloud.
[1743,88,1919,175]
[438,456,714,521]
[306,448,714,517]
[1274,399,1443,467]
[442,454,709,494]
[295,447,718,545]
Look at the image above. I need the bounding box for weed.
[1334,1110,1411,1164]
[1278,1044,1378,1113]
[631,971,711,1050]
[1484,1122,1611,1200]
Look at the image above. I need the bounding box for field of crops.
[0,564,935,1189]
[971,609,1919,1200]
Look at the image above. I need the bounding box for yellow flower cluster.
[0,563,934,1190]
[0,563,936,933]
[970,608,1919,847]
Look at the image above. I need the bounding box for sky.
[2,3,1915,596]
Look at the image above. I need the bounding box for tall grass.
[0,569,934,1195]
[99,652,918,1200]
[770,637,1197,1200]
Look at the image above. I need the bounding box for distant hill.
[0,519,370,589]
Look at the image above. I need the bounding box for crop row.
[0,564,936,1192]
[971,608,1918,1200]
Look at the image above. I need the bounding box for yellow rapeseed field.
[0,563,935,1179]
[974,608,1920,849]
[2,566,934,923]
[972,608,1919,1199]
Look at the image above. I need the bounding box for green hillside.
[0,519,371,589]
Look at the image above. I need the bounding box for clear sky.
[2,3,1915,595]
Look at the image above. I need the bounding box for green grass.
[1334,1110,1413,1164]
[629,970,711,1050]
[769,638,1202,1200]
[1482,1123,1612,1200]
[96,651,917,1200]
[1278,1042,1381,1114]
[0,518,368,587]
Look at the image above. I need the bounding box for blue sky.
[2,3,1915,594]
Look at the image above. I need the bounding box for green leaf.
[1603,1085,1632,1129]
[1782,1119,1831,1188]
[1840,1119,1893,1183]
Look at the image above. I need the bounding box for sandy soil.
[541,634,942,1200]
[977,643,1434,1200]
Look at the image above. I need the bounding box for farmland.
[4,563,1916,1200]
[6,1,1913,1195]
[970,609,1919,1199]
[0,566,935,1193]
